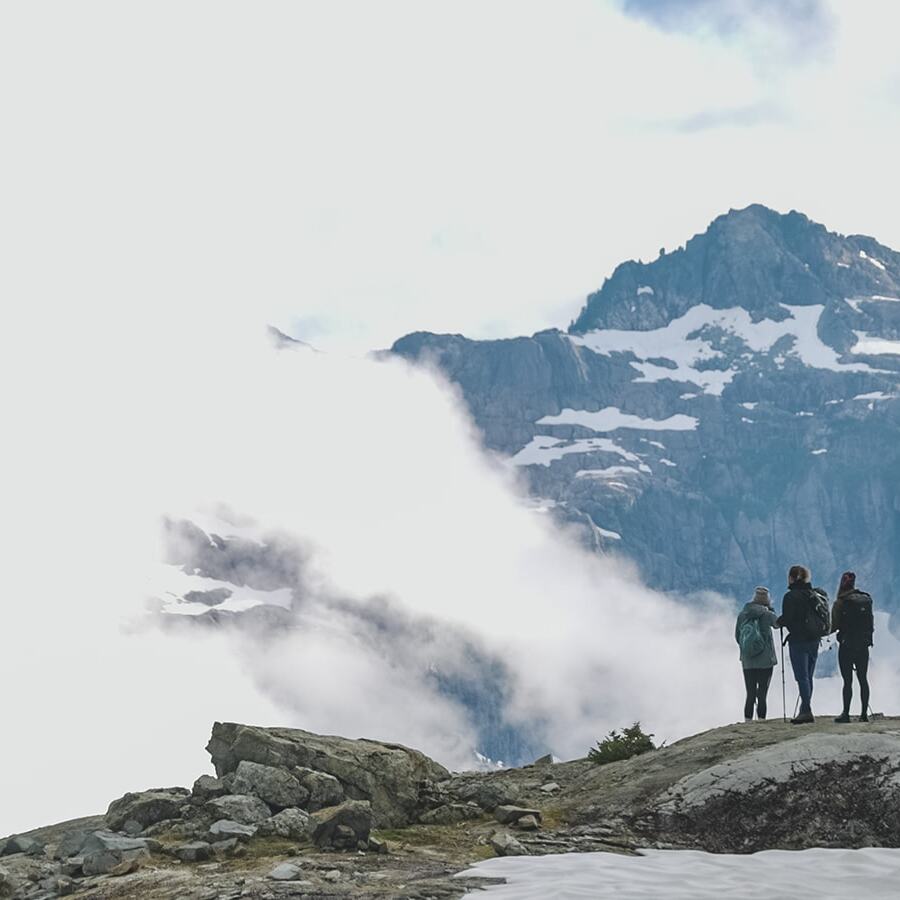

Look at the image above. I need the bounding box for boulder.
[490,832,528,857]
[207,820,257,842]
[205,794,271,826]
[192,774,228,800]
[258,808,311,840]
[51,830,90,861]
[310,800,372,850]
[451,779,521,812]
[539,782,560,794]
[268,862,303,881]
[0,835,44,856]
[368,836,388,854]
[231,760,308,811]
[173,841,214,862]
[419,804,482,826]
[207,722,449,827]
[211,837,245,858]
[292,767,344,811]
[494,806,542,826]
[81,831,151,876]
[106,788,189,831]
[515,815,541,831]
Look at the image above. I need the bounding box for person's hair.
[788,564,811,584]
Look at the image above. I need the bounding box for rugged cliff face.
[392,205,900,608]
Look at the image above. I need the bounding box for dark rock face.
[392,206,900,608]
[105,788,189,832]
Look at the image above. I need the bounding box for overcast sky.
[4,1,900,355]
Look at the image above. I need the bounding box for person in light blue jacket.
[735,587,779,722]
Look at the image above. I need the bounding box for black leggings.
[743,667,774,720]
[838,644,870,715]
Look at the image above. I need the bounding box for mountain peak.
[571,206,900,334]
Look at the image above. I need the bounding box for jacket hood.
[743,601,773,619]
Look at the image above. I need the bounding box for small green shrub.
[588,722,656,765]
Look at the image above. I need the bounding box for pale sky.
[4,1,900,355]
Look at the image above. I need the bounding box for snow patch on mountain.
[510,435,642,467]
[852,332,900,356]
[570,303,874,396]
[536,407,698,432]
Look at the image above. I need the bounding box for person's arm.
[735,612,743,646]
[760,608,778,628]
[777,591,795,632]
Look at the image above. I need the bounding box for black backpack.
[804,587,831,639]
[840,591,874,646]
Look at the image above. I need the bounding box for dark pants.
[789,640,819,715]
[743,667,774,720]
[839,643,870,716]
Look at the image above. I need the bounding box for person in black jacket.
[776,564,822,724]
[831,571,874,723]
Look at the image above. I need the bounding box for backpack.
[840,591,874,646]
[804,587,831,638]
[739,617,766,658]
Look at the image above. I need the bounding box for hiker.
[735,586,778,722]
[775,564,830,724]
[831,571,874,723]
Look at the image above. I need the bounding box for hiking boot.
[834,714,851,723]
[860,713,870,723]
[791,712,815,725]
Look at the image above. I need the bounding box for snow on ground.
[536,407,698,432]
[659,458,677,466]
[860,249,887,271]
[458,848,900,900]
[852,332,900,356]
[636,285,654,295]
[854,391,894,401]
[811,448,828,455]
[146,564,293,616]
[510,435,643,467]
[571,304,873,395]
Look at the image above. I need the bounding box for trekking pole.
[780,627,787,723]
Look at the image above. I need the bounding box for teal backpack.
[739,618,766,658]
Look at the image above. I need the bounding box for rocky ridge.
[4,718,900,898]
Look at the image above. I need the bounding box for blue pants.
[789,640,819,714]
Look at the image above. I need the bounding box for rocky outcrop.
[7,719,900,898]
[206,722,450,827]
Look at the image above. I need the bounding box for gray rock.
[258,808,311,840]
[205,794,271,826]
[323,869,341,882]
[532,754,555,766]
[490,832,528,857]
[60,857,84,878]
[268,862,303,881]
[121,819,144,836]
[207,819,257,842]
[515,815,541,831]
[494,806,542,826]
[51,831,89,861]
[0,835,44,857]
[207,722,448,828]
[183,587,233,606]
[292,767,344,811]
[231,760,307,811]
[106,788,189,831]
[173,841,214,862]
[81,831,150,876]
[0,867,18,899]
[418,804,482,826]
[539,782,560,794]
[367,836,388,854]
[451,779,521,812]
[310,800,372,850]
[192,774,229,800]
